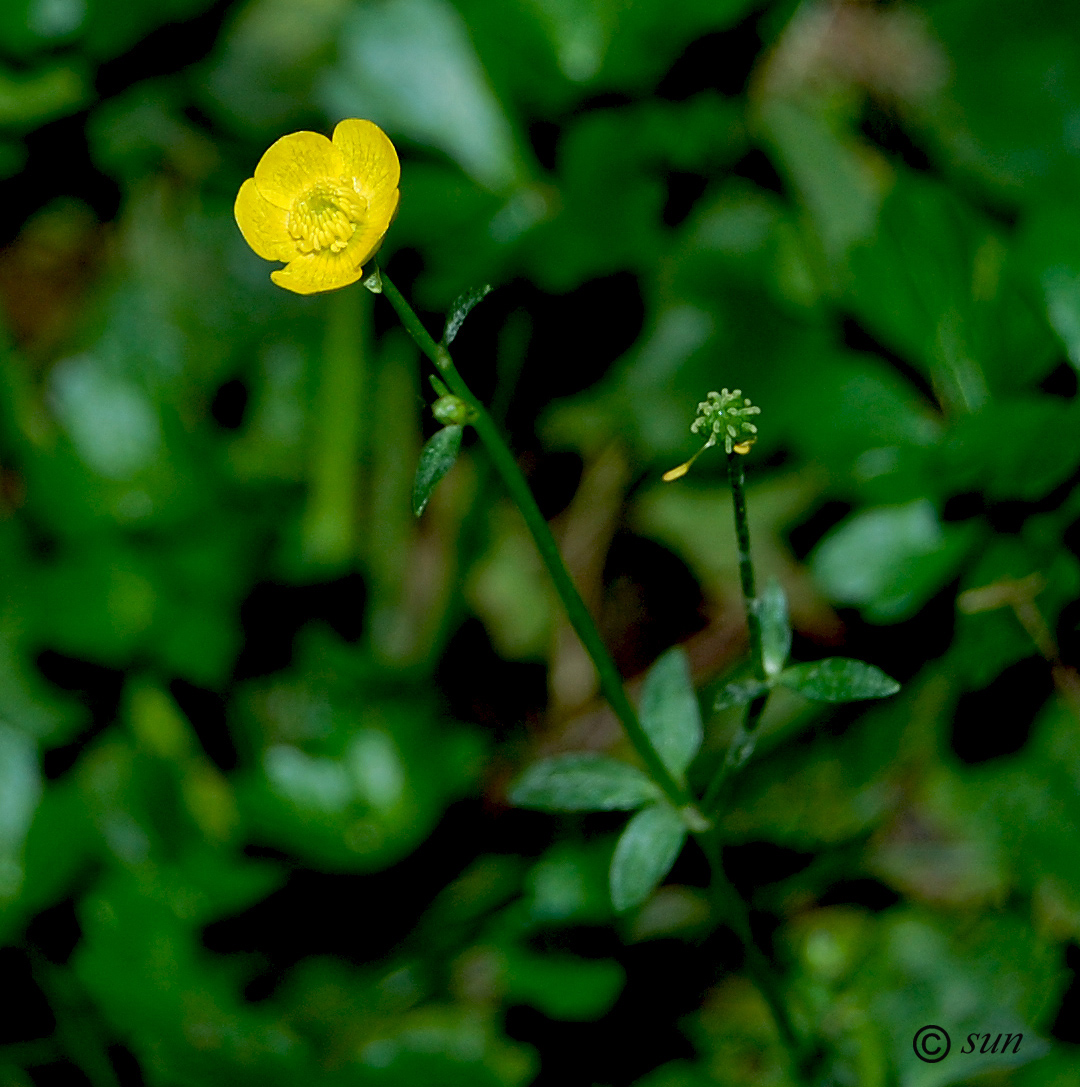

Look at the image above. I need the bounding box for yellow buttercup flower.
[234,118,400,295]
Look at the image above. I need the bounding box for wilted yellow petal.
[234,178,294,261]
[254,130,345,209]
[333,118,400,202]
[270,250,366,295]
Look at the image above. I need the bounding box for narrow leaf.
[609,804,687,912]
[713,677,769,712]
[639,647,702,779]
[412,425,463,516]
[509,753,660,812]
[758,577,791,678]
[778,658,900,702]
[443,284,492,345]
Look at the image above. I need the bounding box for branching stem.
[380,274,809,1079]
[379,272,696,817]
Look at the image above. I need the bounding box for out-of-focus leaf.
[609,803,687,912]
[325,0,522,191]
[920,0,1080,205]
[628,885,711,943]
[526,96,745,291]
[778,658,900,703]
[239,629,485,871]
[0,723,40,900]
[758,97,890,271]
[653,976,789,1087]
[0,62,88,127]
[942,396,1080,502]
[465,499,553,661]
[811,500,978,623]
[89,83,218,181]
[786,908,1055,1082]
[509,753,659,812]
[355,1003,537,1087]
[595,0,760,91]
[412,425,463,517]
[757,577,790,679]
[523,840,612,926]
[501,947,624,1020]
[48,354,161,481]
[33,542,157,665]
[202,0,349,132]
[639,646,702,780]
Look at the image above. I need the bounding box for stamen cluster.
[287,181,366,254]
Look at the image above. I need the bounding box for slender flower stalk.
[381,281,812,1082]
[379,272,699,819]
[700,453,770,816]
[728,450,763,682]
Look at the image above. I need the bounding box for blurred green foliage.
[2,0,1080,1084]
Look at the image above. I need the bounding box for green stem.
[700,454,769,817]
[698,831,816,1084]
[728,451,762,681]
[379,273,696,816]
[700,692,767,817]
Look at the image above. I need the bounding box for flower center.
[287,180,367,255]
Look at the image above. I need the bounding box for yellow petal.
[332,118,400,202]
[270,250,367,295]
[352,189,399,267]
[254,131,345,209]
[234,178,295,261]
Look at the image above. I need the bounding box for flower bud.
[433,395,471,426]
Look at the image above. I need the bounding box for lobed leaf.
[639,646,702,779]
[412,425,463,516]
[778,658,900,702]
[508,753,660,812]
[609,803,687,912]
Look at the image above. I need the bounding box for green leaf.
[811,500,977,623]
[509,753,660,812]
[713,677,769,712]
[778,658,900,702]
[0,722,41,896]
[443,284,493,345]
[412,425,463,516]
[502,948,625,1021]
[325,0,519,190]
[758,577,790,678]
[639,647,702,779]
[609,803,687,912]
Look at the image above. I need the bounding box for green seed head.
[690,389,760,454]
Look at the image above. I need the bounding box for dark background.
[1,0,1080,1084]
